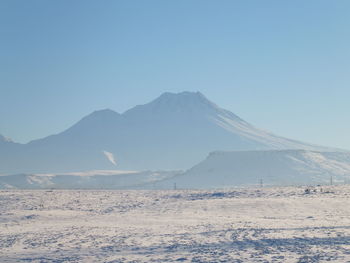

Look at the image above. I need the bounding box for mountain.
[156,150,350,189]
[0,92,341,174]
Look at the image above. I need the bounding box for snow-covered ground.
[1,186,350,262]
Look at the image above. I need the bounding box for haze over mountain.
[0,92,340,174]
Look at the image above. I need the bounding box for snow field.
[1,186,350,262]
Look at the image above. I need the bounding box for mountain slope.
[157,150,350,189]
[0,92,341,174]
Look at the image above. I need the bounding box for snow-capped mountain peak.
[0,91,345,174]
[124,91,226,118]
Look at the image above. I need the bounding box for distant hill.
[0,170,179,189]
[159,150,350,189]
[2,150,350,189]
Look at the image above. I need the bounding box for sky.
[1,0,350,149]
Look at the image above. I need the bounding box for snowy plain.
[1,185,350,262]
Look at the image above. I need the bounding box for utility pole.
[330,176,333,186]
[259,179,263,188]
[174,183,177,190]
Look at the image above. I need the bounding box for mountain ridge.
[0,91,345,174]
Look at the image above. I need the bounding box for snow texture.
[1,186,350,262]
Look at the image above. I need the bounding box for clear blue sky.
[1,0,350,149]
